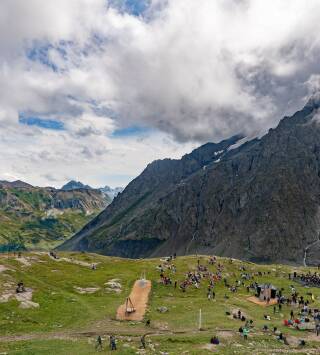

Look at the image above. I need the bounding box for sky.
[1,0,320,188]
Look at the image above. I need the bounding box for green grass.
[0,253,320,354]
[0,210,98,251]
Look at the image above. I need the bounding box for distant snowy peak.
[100,186,124,199]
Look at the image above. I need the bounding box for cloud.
[1,0,320,186]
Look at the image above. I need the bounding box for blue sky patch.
[19,114,64,131]
[27,43,58,71]
[109,0,151,16]
[26,40,70,72]
[112,125,150,137]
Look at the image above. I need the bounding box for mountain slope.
[59,135,243,255]
[0,182,109,251]
[60,96,320,265]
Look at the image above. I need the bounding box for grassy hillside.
[0,210,98,251]
[0,253,320,354]
[0,184,109,251]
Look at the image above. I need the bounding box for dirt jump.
[247,296,278,307]
[116,279,151,321]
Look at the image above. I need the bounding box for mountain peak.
[305,92,320,109]
[61,180,92,191]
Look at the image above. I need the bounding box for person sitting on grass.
[277,332,283,341]
[277,332,289,345]
[299,339,306,347]
[210,336,220,345]
[16,281,25,293]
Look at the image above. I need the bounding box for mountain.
[58,135,243,253]
[61,181,123,201]
[60,95,320,266]
[0,182,110,252]
[61,180,92,191]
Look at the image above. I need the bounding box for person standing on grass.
[290,310,294,320]
[316,323,320,336]
[243,327,249,340]
[95,336,103,351]
[141,334,146,349]
[110,335,117,351]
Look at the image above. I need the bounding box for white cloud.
[1,0,320,186]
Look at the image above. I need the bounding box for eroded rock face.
[62,97,320,265]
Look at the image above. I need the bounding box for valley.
[0,181,110,252]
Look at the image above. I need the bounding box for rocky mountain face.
[0,181,109,251]
[60,96,320,265]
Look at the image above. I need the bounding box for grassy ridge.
[0,253,320,354]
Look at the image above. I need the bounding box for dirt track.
[116,279,151,321]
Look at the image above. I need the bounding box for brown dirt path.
[116,279,151,321]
